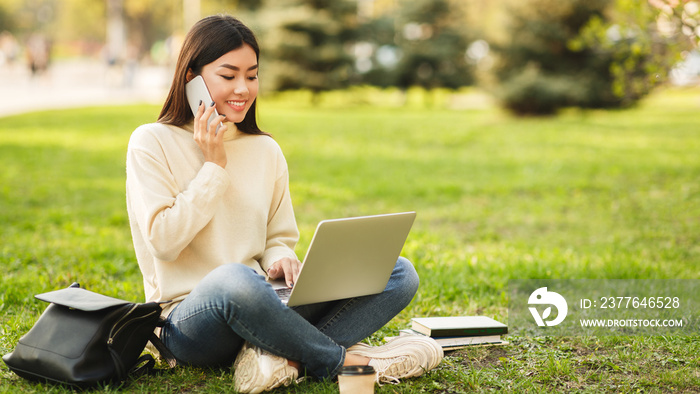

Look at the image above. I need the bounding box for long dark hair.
[158,15,266,135]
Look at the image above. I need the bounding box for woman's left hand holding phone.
[193,100,228,168]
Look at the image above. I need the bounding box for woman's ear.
[185,69,195,82]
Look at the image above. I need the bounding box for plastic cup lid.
[338,365,376,375]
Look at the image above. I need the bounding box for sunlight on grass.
[1,87,699,392]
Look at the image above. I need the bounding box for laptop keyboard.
[275,287,292,301]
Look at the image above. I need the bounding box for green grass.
[1,87,699,393]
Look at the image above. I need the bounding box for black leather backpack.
[3,283,175,387]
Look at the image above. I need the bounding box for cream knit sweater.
[125,122,299,316]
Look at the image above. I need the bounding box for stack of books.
[400,316,508,351]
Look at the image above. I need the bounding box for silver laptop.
[269,212,416,307]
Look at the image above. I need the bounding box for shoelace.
[258,349,298,385]
[234,345,298,392]
[372,354,415,385]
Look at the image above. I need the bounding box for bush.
[497,65,589,115]
[490,0,693,115]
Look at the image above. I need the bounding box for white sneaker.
[233,342,299,393]
[346,335,444,384]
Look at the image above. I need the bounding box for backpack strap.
[149,332,177,368]
[150,317,177,368]
[129,354,156,377]
[122,334,175,379]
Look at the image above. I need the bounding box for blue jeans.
[160,257,419,379]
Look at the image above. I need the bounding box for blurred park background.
[1,0,699,116]
[2,1,700,392]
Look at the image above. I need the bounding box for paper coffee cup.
[338,365,375,394]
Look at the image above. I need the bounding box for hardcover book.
[399,329,507,350]
[411,316,508,337]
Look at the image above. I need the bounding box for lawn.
[1,87,699,393]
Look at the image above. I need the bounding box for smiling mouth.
[226,100,246,108]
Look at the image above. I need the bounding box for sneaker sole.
[347,336,444,377]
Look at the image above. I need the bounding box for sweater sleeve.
[260,153,299,271]
[126,126,230,262]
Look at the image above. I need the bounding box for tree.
[570,0,697,105]
[490,0,612,115]
[262,0,359,98]
[648,0,700,47]
[490,0,697,115]
[392,0,475,91]
[353,14,399,87]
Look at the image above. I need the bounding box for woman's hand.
[193,100,228,168]
[267,257,302,288]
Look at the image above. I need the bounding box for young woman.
[125,14,442,393]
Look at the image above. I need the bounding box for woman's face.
[198,44,259,124]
